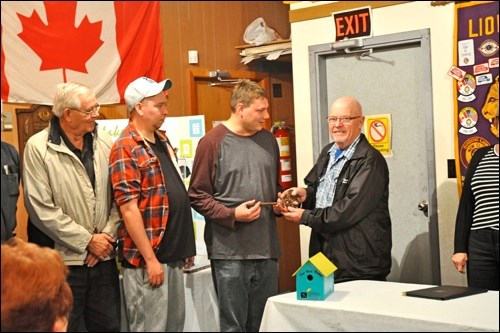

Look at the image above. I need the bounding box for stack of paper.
[236,39,291,64]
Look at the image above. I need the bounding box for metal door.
[309,29,440,284]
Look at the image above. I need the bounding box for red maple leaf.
[17,1,103,81]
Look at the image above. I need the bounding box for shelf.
[236,39,292,64]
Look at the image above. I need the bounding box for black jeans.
[67,259,121,332]
[467,229,499,291]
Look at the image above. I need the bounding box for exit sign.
[333,7,372,42]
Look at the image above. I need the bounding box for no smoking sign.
[364,115,392,156]
[369,120,387,143]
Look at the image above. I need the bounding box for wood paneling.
[188,68,269,127]
[161,1,291,117]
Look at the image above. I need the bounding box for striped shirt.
[470,147,499,230]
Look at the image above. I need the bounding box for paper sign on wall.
[363,114,392,157]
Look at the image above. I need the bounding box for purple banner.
[454,1,499,193]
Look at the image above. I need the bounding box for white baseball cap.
[124,77,172,111]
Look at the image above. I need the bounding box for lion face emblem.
[481,75,499,138]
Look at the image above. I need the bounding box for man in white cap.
[109,77,196,331]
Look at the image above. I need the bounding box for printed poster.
[97,115,209,260]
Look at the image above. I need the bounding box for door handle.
[417,200,428,213]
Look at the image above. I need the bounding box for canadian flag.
[1,1,164,104]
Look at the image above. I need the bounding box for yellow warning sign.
[363,114,392,157]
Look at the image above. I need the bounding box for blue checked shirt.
[315,135,361,208]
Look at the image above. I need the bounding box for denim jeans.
[467,229,499,291]
[211,259,278,332]
[67,259,121,332]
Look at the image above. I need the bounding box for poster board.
[96,115,209,264]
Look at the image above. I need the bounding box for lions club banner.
[1,1,164,105]
[452,1,499,193]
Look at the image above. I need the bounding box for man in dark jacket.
[1,105,20,242]
[280,96,392,282]
[1,140,20,242]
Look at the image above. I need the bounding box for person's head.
[229,79,269,135]
[52,82,100,136]
[1,238,73,332]
[327,96,364,149]
[125,77,172,132]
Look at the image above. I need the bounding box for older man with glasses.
[23,82,121,331]
[279,96,392,284]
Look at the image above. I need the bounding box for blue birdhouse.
[292,252,337,300]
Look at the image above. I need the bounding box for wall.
[1,1,293,241]
[161,1,291,116]
[289,1,465,286]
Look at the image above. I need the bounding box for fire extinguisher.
[273,121,293,189]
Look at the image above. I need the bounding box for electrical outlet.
[272,83,282,98]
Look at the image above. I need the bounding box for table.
[260,280,499,332]
[183,266,219,332]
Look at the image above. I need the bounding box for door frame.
[188,68,272,129]
[308,29,440,284]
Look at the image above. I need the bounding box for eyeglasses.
[327,116,361,124]
[69,104,100,116]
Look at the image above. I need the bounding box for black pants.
[467,229,499,291]
[67,259,121,332]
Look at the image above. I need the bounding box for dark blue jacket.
[1,141,20,241]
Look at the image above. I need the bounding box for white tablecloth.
[260,280,499,332]
[183,266,219,332]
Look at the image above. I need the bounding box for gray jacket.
[23,122,119,265]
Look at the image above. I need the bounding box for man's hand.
[235,200,261,222]
[145,259,164,287]
[84,252,100,268]
[281,206,305,224]
[278,187,306,212]
[87,233,116,260]
[184,256,195,269]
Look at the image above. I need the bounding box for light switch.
[188,50,198,64]
[1,111,13,131]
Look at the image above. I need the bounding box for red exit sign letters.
[333,7,372,41]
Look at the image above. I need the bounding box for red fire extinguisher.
[273,121,293,189]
